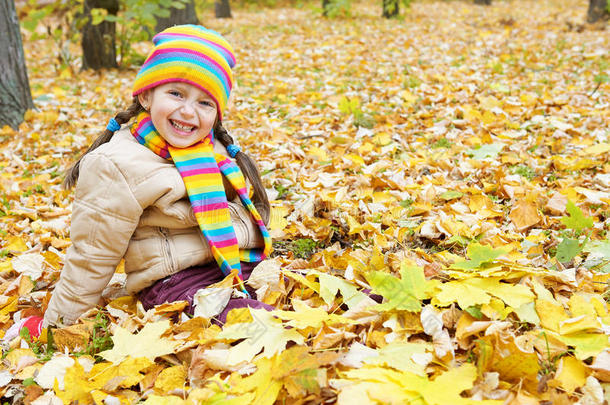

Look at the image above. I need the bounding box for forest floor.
[1,0,609,404]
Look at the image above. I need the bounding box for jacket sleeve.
[44,154,142,326]
[215,142,265,249]
[228,202,264,249]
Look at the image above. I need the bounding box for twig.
[297,134,325,140]
[589,81,602,97]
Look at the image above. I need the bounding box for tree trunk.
[587,0,609,23]
[382,0,399,18]
[156,0,200,33]
[474,0,491,4]
[81,0,119,70]
[215,0,232,19]
[322,0,331,16]
[0,0,34,130]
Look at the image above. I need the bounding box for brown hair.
[63,98,144,189]
[63,100,271,225]
[214,123,270,225]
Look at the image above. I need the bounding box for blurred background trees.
[13,0,610,71]
[587,0,609,22]
[1,0,34,129]
[382,0,400,18]
[19,0,192,69]
[215,0,232,18]
[7,0,609,131]
[155,0,199,32]
[322,0,411,17]
[81,0,119,69]
[18,0,609,72]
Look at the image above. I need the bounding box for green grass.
[513,165,537,180]
[273,238,320,260]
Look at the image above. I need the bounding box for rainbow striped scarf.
[131,112,271,294]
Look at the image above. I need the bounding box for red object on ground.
[20,316,43,339]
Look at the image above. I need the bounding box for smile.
[170,119,196,132]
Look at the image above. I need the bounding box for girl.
[17,25,273,335]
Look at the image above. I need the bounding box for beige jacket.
[44,129,263,326]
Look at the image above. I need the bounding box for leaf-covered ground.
[1,0,610,403]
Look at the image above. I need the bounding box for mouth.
[170,119,197,134]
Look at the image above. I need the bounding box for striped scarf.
[131,112,271,293]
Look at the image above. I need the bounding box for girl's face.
[138,82,218,148]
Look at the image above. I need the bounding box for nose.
[180,100,195,117]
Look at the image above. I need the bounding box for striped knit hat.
[132,25,235,120]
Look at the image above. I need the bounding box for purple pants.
[139,261,273,325]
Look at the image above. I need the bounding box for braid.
[63,99,144,189]
[215,122,271,225]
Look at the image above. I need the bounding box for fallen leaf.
[366,262,431,312]
[509,201,541,231]
[99,321,179,364]
[216,308,305,365]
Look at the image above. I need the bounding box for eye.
[199,100,215,108]
[168,90,182,98]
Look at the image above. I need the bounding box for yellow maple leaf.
[555,332,609,360]
[433,280,490,309]
[268,205,289,231]
[91,389,109,405]
[579,142,610,157]
[373,132,392,146]
[229,347,336,402]
[481,298,512,320]
[4,236,28,253]
[154,365,187,394]
[99,320,179,364]
[559,315,602,335]
[0,296,19,324]
[216,308,305,365]
[307,146,328,161]
[339,363,502,405]
[535,299,568,332]
[477,95,502,110]
[466,278,535,308]
[0,261,12,274]
[491,346,539,387]
[363,341,431,375]
[89,357,153,390]
[229,357,282,405]
[345,213,377,236]
[400,90,417,106]
[344,153,364,166]
[274,299,355,329]
[549,356,586,394]
[54,361,97,404]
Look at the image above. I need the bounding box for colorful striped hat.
[132,25,235,120]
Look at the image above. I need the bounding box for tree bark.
[81,0,119,70]
[587,0,609,23]
[474,0,491,4]
[156,0,200,33]
[0,0,34,130]
[382,0,399,18]
[215,0,232,19]
[322,0,331,16]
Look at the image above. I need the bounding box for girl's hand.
[4,316,44,341]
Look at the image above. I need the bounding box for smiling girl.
[21,25,273,332]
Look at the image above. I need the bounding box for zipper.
[158,227,174,271]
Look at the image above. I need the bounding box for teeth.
[171,120,194,131]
